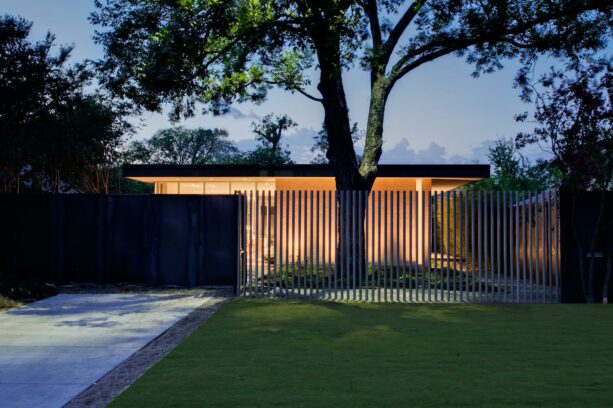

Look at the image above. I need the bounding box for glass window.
[231,182,256,193]
[257,181,275,191]
[179,182,204,195]
[160,182,179,194]
[205,182,230,195]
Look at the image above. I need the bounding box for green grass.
[111,300,613,408]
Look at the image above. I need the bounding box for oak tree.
[92,0,611,189]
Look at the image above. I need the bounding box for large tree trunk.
[314,40,400,290]
[310,11,396,290]
[359,76,391,188]
[317,67,363,190]
[316,63,368,286]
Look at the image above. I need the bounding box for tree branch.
[363,0,382,48]
[389,43,469,85]
[382,1,425,62]
[263,79,323,102]
[294,87,324,102]
[359,0,383,86]
[389,1,603,83]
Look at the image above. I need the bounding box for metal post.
[359,191,364,301]
[553,190,559,303]
[528,192,534,303]
[315,191,320,298]
[402,191,407,302]
[328,191,333,300]
[364,191,369,301]
[433,192,438,302]
[471,191,476,302]
[453,190,458,302]
[483,191,489,302]
[377,191,382,302]
[371,191,376,301]
[503,191,507,303]
[345,190,351,300]
[383,191,388,302]
[352,190,357,301]
[446,191,451,302]
[309,191,314,297]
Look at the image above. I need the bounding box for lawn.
[111,300,613,408]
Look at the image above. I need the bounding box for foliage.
[245,114,295,165]
[515,57,612,303]
[119,177,154,194]
[123,127,240,165]
[515,57,612,192]
[251,114,296,154]
[0,15,130,193]
[92,0,611,189]
[239,146,293,166]
[467,139,558,191]
[0,273,58,311]
[228,113,296,165]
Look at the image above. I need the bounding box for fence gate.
[237,190,560,303]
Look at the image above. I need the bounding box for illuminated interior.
[127,176,482,194]
[126,174,486,265]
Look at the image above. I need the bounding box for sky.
[1,0,561,164]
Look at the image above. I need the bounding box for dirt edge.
[64,289,233,408]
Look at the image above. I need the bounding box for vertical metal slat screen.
[238,190,560,303]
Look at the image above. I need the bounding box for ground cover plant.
[0,274,58,310]
[111,299,613,407]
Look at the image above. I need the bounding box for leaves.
[0,15,130,193]
[123,127,240,165]
[467,139,557,192]
[91,1,611,187]
[245,113,296,165]
[515,57,612,191]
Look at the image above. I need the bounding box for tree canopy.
[467,139,557,192]
[251,114,296,155]
[516,57,612,192]
[124,127,240,165]
[0,15,130,193]
[92,0,611,189]
[245,114,295,165]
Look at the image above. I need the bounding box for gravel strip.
[64,289,233,408]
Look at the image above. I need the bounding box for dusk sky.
[1,0,560,164]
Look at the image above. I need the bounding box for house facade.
[122,163,489,194]
[123,164,490,265]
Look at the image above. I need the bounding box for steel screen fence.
[237,190,560,303]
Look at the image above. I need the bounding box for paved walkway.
[0,292,220,408]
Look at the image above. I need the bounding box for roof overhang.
[123,164,490,182]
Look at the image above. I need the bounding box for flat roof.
[122,164,490,179]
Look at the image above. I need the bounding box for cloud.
[235,138,258,152]
[381,138,495,164]
[284,127,320,163]
[381,138,449,164]
[234,126,320,163]
[224,107,261,120]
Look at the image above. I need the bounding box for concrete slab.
[0,293,216,408]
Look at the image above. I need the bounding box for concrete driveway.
[0,292,219,408]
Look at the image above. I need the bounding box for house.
[122,163,489,194]
[122,164,490,265]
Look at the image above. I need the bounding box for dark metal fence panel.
[0,194,239,287]
[239,190,561,303]
[560,192,613,303]
[0,195,55,281]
